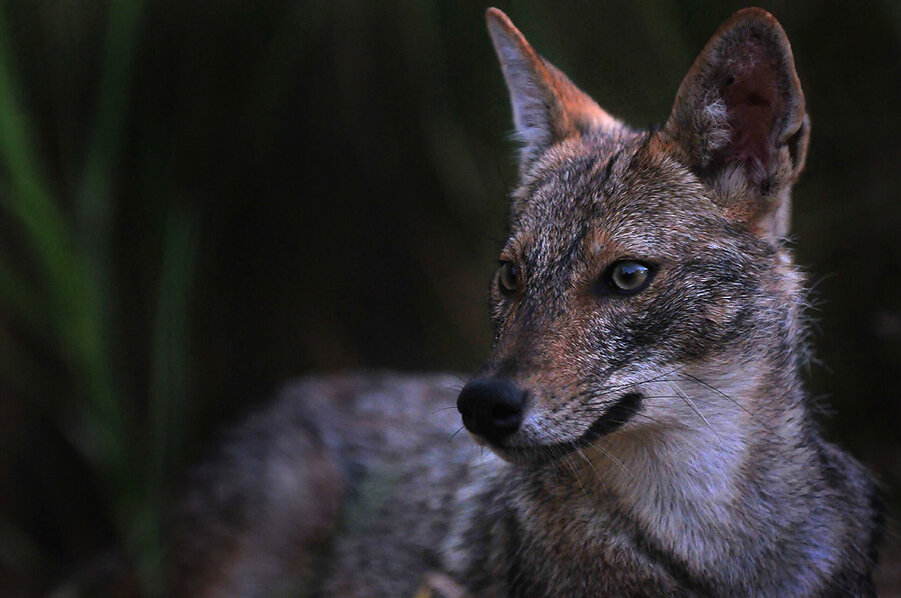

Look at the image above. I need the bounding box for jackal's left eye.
[608,261,651,294]
[498,261,519,294]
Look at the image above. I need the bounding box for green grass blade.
[0,1,124,493]
[139,203,197,593]
[79,0,145,278]
[0,253,51,342]
[149,203,197,488]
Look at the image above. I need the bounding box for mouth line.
[505,392,643,459]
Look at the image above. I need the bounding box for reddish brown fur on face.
[582,228,618,277]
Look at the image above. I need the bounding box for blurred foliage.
[0,0,898,594]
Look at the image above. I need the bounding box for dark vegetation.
[0,0,898,594]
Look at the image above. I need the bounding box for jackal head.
[457,8,810,464]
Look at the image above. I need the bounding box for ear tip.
[485,7,511,29]
[721,6,788,38]
[485,7,530,54]
[732,6,779,22]
[707,6,795,73]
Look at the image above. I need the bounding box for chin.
[486,392,645,465]
[484,436,580,467]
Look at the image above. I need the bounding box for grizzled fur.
[171,7,882,597]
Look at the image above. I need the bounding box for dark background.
[0,0,898,594]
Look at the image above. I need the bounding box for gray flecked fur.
[171,8,883,597]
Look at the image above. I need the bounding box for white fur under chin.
[576,361,790,570]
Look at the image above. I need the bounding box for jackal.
[172,7,883,596]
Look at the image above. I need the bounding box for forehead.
[508,136,722,260]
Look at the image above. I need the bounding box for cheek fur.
[595,256,765,366]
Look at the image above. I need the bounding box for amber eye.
[498,261,519,294]
[608,261,651,294]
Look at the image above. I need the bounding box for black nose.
[457,378,526,445]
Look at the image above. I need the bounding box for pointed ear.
[662,8,809,238]
[486,8,618,176]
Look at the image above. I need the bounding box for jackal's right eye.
[498,261,519,294]
[606,260,653,295]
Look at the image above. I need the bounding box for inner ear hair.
[663,8,809,217]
